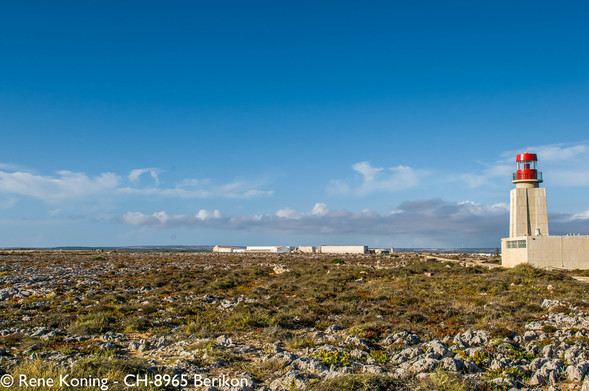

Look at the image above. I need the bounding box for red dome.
[516,153,537,162]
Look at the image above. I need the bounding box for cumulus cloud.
[0,169,120,201]
[120,199,589,245]
[352,162,383,181]
[119,200,512,240]
[122,209,222,227]
[276,207,301,219]
[196,209,222,220]
[311,202,329,216]
[0,166,272,202]
[328,161,426,196]
[568,209,589,221]
[118,178,273,199]
[276,202,330,220]
[128,168,163,185]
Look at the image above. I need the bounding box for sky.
[1,1,588,248]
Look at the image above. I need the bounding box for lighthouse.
[501,151,589,269]
[509,153,549,237]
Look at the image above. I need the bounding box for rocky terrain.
[1,250,589,390]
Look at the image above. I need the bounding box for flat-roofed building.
[213,245,233,253]
[318,245,367,254]
[246,246,291,253]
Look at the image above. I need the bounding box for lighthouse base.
[501,235,589,269]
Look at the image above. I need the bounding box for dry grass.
[0,251,588,390]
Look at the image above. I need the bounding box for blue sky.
[1,1,589,247]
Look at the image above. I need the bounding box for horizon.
[1,1,589,248]
[0,245,501,256]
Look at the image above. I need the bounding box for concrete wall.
[510,189,528,237]
[501,237,529,268]
[509,187,549,237]
[502,235,589,269]
[318,245,367,254]
[528,187,549,236]
[528,235,589,269]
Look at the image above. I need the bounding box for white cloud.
[128,168,163,185]
[311,202,329,216]
[0,166,272,202]
[123,208,222,227]
[196,209,222,220]
[121,211,153,225]
[118,178,273,199]
[276,207,301,219]
[456,201,509,216]
[352,162,383,181]
[118,199,517,244]
[0,197,17,209]
[329,161,426,196]
[276,203,329,219]
[0,169,120,201]
[569,209,589,221]
[459,164,512,188]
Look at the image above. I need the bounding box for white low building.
[213,245,233,253]
[318,245,367,254]
[296,246,316,253]
[246,246,291,253]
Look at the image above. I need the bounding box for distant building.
[318,245,367,254]
[246,246,291,253]
[370,248,390,254]
[501,152,589,269]
[213,246,233,253]
[296,246,316,253]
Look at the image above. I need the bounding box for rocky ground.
[1,250,589,391]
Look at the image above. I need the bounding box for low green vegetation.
[417,370,471,391]
[318,374,401,391]
[0,251,588,391]
[313,350,351,367]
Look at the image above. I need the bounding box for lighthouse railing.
[513,171,543,181]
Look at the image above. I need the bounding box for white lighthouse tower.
[509,152,549,237]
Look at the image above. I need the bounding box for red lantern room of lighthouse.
[513,153,543,184]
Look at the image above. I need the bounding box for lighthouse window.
[507,240,527,249]
[517,161,537,170]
